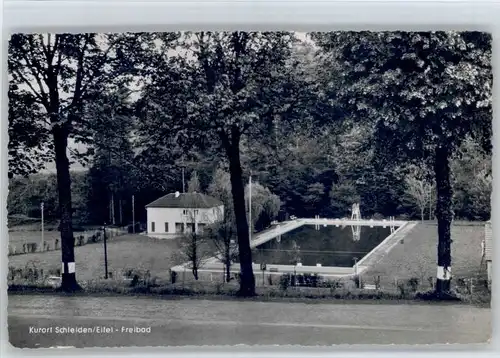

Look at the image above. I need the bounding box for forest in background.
[8,122,491,227]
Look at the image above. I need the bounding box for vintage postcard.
[6,31,491,347]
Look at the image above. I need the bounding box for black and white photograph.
[6,30,492,347]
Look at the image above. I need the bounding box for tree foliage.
[403,164,434,221]
[313,31,492,293]
[8,32,156,291]
[138,31,313,296]
[187,171,201,193]
[245,181,281,232]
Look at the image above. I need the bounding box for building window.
[175,223,184,233]
[194,209,199,216]
[182,209,188,216]
[164,222,169,233]
[151,222,155,233]
[186,223,195,233]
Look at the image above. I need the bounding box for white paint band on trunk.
[62,262,76,274]
[437,266,451,280]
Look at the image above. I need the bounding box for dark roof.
[145,192,223,209]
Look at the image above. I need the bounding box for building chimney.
[175,191,180,198]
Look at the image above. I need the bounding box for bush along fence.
[7,263,491,304]
[168,269,491,301]
[8,264,62,286]
[7,227,128,256]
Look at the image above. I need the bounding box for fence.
[7,262,491,303]
[8,227,128,256]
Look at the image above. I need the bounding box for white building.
[145,191,224,239]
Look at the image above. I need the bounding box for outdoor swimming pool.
[250,225,395,267]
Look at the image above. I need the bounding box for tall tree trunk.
[109,197,113,224]
[119,198,123,225]
[53,124,80,292]
[226,137,256,296]
[434,145,453,294]
[192,234,199,280]
[111,193,116,225]
[429,187,433,220]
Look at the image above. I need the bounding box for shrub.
[130,275,140,287]
[8,266,15,280]
[398,214,410,221]
[122,269,133,278]
[170,270,177,284]
[428,276,434,290]
[396,279,415,298]
[303,273,322,287]
[26,243,37,253]
[351,275,363,289]
[267,275,273,286]
[279,274,291,291]
[322,280,340,294]
[48,268,61,277]
[456,277,468,293]
[407,277,420,292]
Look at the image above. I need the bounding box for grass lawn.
[362,222,486,288]
[8,221,487,296]
[8,234,184,282]
[8,230,61,247]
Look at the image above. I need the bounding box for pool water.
[250,225,394,267]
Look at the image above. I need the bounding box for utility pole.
[132,195,135,234]
[40,201,44,252]
[248,173,252,241]
[103,224,109,279]
[119,198,123,226]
